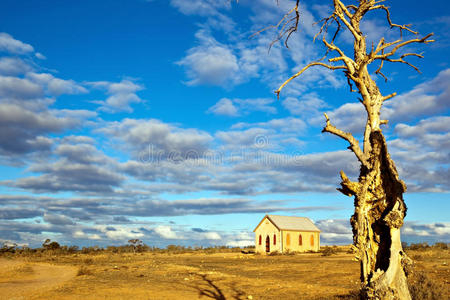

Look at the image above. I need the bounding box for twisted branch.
[322,113,369,168]
[370,4,418,36]
[371,34,434,77]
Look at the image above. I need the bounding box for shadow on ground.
[184,272,247,300]
[184,272,362,300]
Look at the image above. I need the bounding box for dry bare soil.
[0,247,448,300]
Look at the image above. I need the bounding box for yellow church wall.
[254,217,281,254]
[281,230,320,252]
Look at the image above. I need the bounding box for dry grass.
[77,265,94,276]
[408,272,446,300]
[0,246,447,299]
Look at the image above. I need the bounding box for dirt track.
[0,259,77,300]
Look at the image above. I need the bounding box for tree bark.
[342,131,412,299]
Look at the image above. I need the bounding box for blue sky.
[0,0,449,248]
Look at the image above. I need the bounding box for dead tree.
[272,1,434,299]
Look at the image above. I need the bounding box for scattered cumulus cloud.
[154,225,179,239]
[89,79,144,113]
[0,32,34,55]
[208,97,276,117]
[0,57,33,76]
[382,68,450,123]
[177,30,239,87]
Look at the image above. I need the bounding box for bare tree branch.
[333,0,360,39]
[251,0,300,50]
[371,34,433,75]
[370,4,418,36]
[338,170,360,196]
[374,33,434,57]
[322,113,369,168]
[275,62,347,98]
[382,92,396,102]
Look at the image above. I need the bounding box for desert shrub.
[81,246,103,254]
[408,272,445,300]
[0,242,17,254]
[284,250,296,256]
[408,242,430,251]
[83,258,94,265]
[77,265,93,276]
[432,242,448,250]
[166,245,190,254]
[268,251,280,256]
[42,239,60,250]
[321,246,338,256]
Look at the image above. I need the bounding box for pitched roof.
[254,214,320,232]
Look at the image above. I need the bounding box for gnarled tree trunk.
[341,131,411,299]
[272,1,433,298]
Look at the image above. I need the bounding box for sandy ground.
[0,248,447,300]
[0,259,77,300]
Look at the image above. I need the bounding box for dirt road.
[0,259,77,300]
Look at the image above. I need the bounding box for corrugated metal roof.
[267,215,320,232]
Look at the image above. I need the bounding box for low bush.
[321,246,338,256]
[77,265,93,276]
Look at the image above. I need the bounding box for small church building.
[254,215,321,254]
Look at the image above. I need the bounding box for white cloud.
[382,68,450,122]
[0,75,43,99]
[282,93,329,118]
[35,52,46,60]
[169,0,235,32]
[101,118,213,159]
[154,225,179,239]
[174,2,342,92]
[202,232,221,240]
[389,116,450,192]
[177,31,239,86]
[0,32,34,55]
[394,116,450,139]
[73,230,101,240]
[27,72,88,95]
[402,222,450,243]
[89,79,144,113]
[310,102,366,134]
[97,225,144,241]
[208,97,276,116]
[0,57,32,76]
[226,240,254,247]
[170,0,230,17]
[216,127,270,148]
[207,98,239,116]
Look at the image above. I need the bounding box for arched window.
[273,234,276,245]
[259,235,262,245]
[310,234,314,246]
[299,234,302,246]
[286,233,291,246]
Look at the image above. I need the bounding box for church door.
[265,236,270,253]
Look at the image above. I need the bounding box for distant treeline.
[402,242,448,250]
[0,238,254,255]
[1,239,447,256]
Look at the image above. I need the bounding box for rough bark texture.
[272,1,433,299]
[343,132,411,299]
